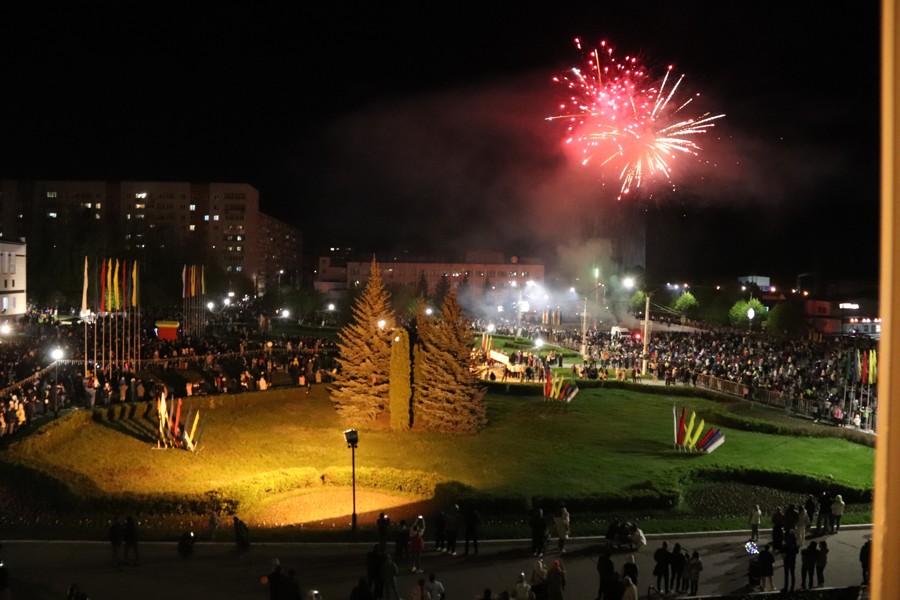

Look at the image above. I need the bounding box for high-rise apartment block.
[0,180,300,293]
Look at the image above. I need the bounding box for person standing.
[687,551,703,596]
[434,510,446,553]
[781,529,799,593]
[800,541,819,589]
[464,504,481,556]
[209,510,220,541]
[546,560,566,600]
[381,553,401,600]
[816,491,832,534]
[816,540,829,587]
[670,544,685,592]
[395,519,410,562]
[830,494,846,532]
[860,539,872,585]
[409,577,428,600]
[748,504,762,542]
[123,516,140,566]
[377,512,391,554]
[652,541,671,594]
[758,543,776,592]
[445,505,460,557]
[595,550,615,600]
[554,504,570,554]
[108,516,124,567]
[262,558,286,600]
[350,576,375,600]
[531,555,548,600]
[796,507,811,548]
[804,494,817,532]
[409,520,426,574]
[530,509,547,556]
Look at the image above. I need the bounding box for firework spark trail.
[548,38,724,199]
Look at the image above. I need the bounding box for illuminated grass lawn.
[0,385,874,532]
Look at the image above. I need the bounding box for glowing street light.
[0,323,10,335]
[51,348,64,417]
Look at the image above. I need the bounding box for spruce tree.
[389,327,412,430]
[331,258,395,424]
[412,291,486,433]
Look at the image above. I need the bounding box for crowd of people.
[480,321,878,428]
[0,308,338,441]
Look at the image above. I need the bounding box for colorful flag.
[689,419,706,449]
[182,265,187,298]
[870,349,877,385]
[696,427,716,451]
[132,260,139,307]
[677,407,687,445]
[705,435,726,453]
[201,265,205,296]
[106,258,113,311]
[81,256,89,315]
[100,258,107,312]
[113,259,120,310]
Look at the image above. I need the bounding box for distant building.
[0,179,301,293]
[315,250,545,303]
[0,238,26,316]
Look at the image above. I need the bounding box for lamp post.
[343,429,359,533]
[747,306,755,332]
[51,348,64,416]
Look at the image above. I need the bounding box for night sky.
[0,3,881,284]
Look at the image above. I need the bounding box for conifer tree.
[412,291,486,433]
[389,327,412,430]
[331,258,395,424]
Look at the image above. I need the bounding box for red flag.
[100,259,107,312]
[696,427,716,451]
[544,371,552,398]
[677,407,687,445]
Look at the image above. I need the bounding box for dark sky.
[0,3,881,284]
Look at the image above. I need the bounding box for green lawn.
[2,386,873,514]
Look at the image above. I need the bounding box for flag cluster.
[541,309,561,326]
[96,258,139,313]
[182,265,206,298]
[846,349,878,385]
[544,372,579,403]
[160,394,205,452]
[481,332,493,354]
[673,405,724,453]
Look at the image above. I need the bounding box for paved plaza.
[1,526,870,599]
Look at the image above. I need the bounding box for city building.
[315,250,545,306]
[0,179,301,293]
[0,238,26,317]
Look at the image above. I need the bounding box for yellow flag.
[113,259,120,309]
[131,260,138,307]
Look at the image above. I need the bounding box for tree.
[433,274,451,308]
[728,297,766,329]
[672,291,699,318]
[389,327,412,431]
[412,292,486,433]
[766,301,809,337]
[330,258,395,424]
[630,290,647,315]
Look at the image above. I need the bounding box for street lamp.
[747,306,755,331]
[51,348,64,416]
[343,429,359,533]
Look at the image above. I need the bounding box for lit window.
[204,215,210,221]
[213,215,220,221]
[84,202,92,209]
[48,212,57,218]
[47,191,57,198]
[236,246,242,252]
[135,203,146,209]
[96,203,102,209]
[189,204,196,211]
[136,192,147,199]
[236,266,243,272]
[189,224,196,231]
[95,214,101,219]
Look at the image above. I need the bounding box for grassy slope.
[2,386,873,507]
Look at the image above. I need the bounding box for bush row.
[688,465,872,503]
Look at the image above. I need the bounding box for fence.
[695,373,817,418]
